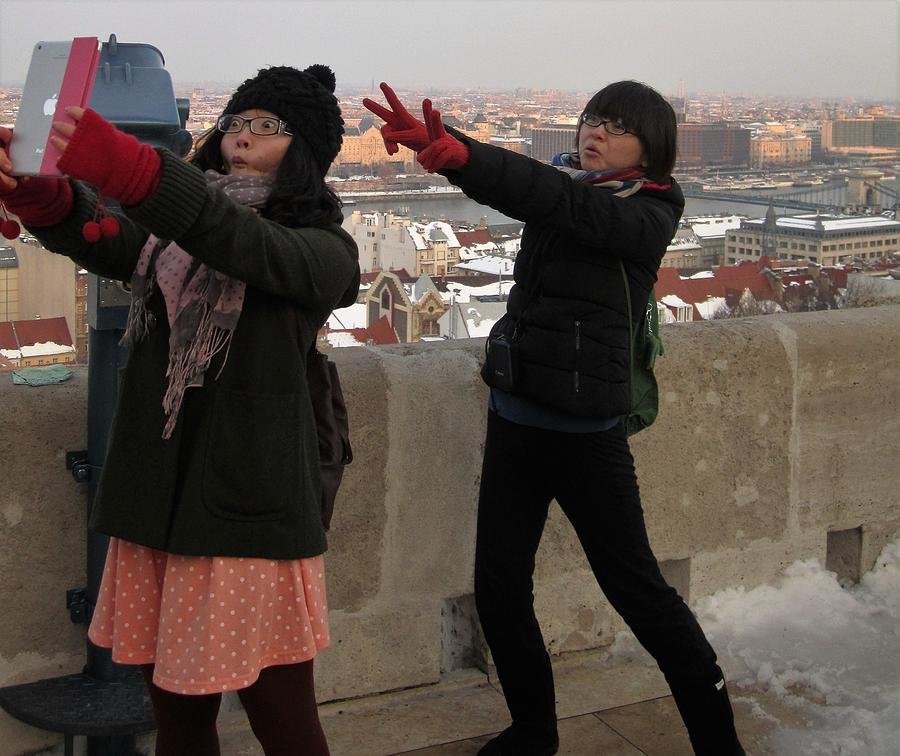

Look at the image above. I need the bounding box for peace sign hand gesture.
[417,101,469,173]
[362,82,431,155]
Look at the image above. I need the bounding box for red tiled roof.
[455,229,493,246]
[656,262,776,308]
[0,321,16,350]
[328,314,399,347]
[12,317,73,348]
[360,269,415,285]
[365,314,400,345]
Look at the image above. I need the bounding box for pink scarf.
[121,171,272,439]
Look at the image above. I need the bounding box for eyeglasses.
[216,114,293,137]
[581,114,632,135]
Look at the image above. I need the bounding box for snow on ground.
[610,541,900,755]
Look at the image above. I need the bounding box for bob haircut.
[189,126,343,229]
[577,80,677,181]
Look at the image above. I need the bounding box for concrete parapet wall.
[1,305,898,750]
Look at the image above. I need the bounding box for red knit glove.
[0,176,74,228]
[0,127,73,230]
[417,101,469,173]
[362,82,431,155]
[57,109,161,206]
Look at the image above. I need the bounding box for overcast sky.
[0,0,896,99]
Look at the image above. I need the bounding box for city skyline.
[0,0,897,100]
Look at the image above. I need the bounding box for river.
[342,177,897,225]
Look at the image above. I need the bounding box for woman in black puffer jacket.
[365,81,744,756]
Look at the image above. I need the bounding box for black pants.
[474,411,724,734]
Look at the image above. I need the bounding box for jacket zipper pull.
[574,320,581,392]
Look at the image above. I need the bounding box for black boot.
[670,677,745,756]
[477,723,560,756]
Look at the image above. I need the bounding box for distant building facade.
[342,211,463,277]
[527,126,577,162]
[0,233,82,360]
[489,135,530,155]
[0,316,76,369]
[364,271,447,342]
[725,210,900,266]
[332,118,416,175]
[821,117,900,156]
[0,246,17,324]
[676,123,751,167]
[749,135,812,168]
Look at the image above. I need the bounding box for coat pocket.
[202,387,300,522]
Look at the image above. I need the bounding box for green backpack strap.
[619,261,663,436]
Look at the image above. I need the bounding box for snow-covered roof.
[661,293,691,308]
[689,215,745,239]
[412,273,440,302]
[667,238,702,252]
[6,341,76,358]
[695,297,727,320]
[443,280,515,303]
[327,302,367,330]
[407,221,461,251]
[742,214,900,233]
[325,331,366,348]
[440,300,508,338]
[452,255,515,276]
[458,242,499,261]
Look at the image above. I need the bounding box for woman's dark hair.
[189,128,343,228]
[577,80,677,181]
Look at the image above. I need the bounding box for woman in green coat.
[0,64,359,755]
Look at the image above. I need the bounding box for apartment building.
[749,135,812,168]
[725,210,900,266]
[527,126,577,162]
[343,211,463,277]
[676,123,751,167]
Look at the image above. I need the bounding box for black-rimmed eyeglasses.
[580,114,632,135]
[216,114,293,137]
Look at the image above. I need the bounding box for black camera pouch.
[485,334,518,392]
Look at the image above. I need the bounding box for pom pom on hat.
[222,64,344,174]
[303,64,336,93]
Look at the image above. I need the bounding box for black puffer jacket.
[442,132,684,418]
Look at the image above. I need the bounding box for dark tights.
[142,660,329,756]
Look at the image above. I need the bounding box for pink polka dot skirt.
[88,538,330,695]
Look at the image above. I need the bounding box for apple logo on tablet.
[43,93,59,116]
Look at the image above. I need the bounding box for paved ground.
[215,650,806,755]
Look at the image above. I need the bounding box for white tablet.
[10,37,99,177]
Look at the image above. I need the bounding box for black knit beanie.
[222,64,344,174]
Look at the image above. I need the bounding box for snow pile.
[611,541,900,755]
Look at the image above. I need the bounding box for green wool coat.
[31,150,360,559]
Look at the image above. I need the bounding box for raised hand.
[362,82,430,155]
[417,103,469,173]
[0,125,73,233]
[52,107,160,206]
[0,126,19,195]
